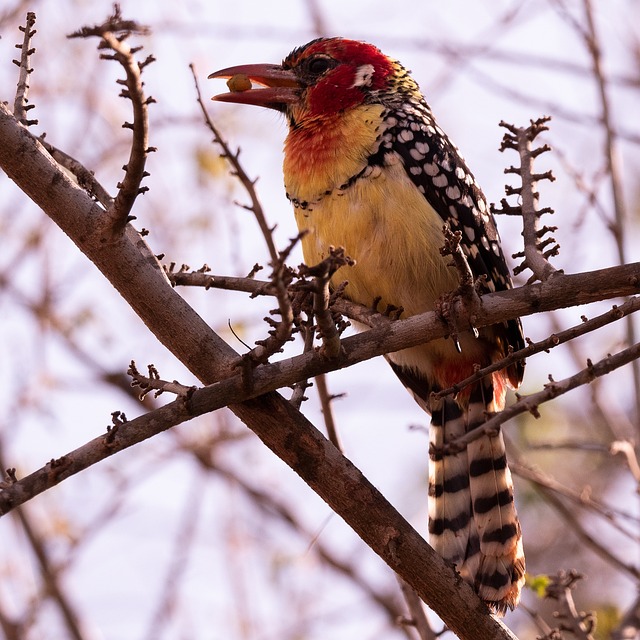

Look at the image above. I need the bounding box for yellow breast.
[291,158,459,317]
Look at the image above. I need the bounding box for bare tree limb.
[540,571,595,640]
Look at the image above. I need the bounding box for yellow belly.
[294,159,458,315]
[291,159,489,379]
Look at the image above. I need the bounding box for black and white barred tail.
[428,376,525,615]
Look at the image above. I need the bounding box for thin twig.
[542,571,595,640]
[239,236,301,369]
[581,0,640,429]
[398,577,438,640]
[299,247,353,358]
[190,63,279,264]
[13,11,38,126]
[315,373,344,452]
[128,360,196,400]
[289,300,316,409]
[10,505,89,640]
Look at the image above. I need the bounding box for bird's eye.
[307,56,333,76]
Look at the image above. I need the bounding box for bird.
[209,37,526,614]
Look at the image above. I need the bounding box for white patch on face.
[352,64,375,88]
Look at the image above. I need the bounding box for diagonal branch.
[437,297,640,398]
[444,341,640,455]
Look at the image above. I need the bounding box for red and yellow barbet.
[210,38,526,614]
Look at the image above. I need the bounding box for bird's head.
[209,38,417,126]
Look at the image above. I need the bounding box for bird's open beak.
[208,63,300,109]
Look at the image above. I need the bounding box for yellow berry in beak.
[226,73,252,93]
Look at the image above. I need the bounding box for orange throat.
[283,104,385,202]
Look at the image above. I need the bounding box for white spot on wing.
[446,185,461,200]
[424,162,439,176]
[433,174,448,187]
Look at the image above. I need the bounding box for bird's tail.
[428,373,525,615]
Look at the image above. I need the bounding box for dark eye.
[307,56,333,76]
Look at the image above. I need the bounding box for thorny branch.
[12,11,37,126]
[68,4,155,231]
[494,117,560,283]
[190,64,279,264]
[443,340,640,454]
[437,297,640,398]
[437,224,482,349]
[239,236,300,369]
[314,373,344,451]
[128,361,196,400]
[2,265,640,516]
